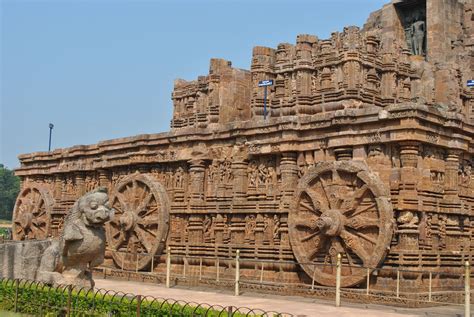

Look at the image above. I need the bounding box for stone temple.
[10,0,474,291]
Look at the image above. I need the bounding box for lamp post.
[258,80,273,120]
[48,123,54,152]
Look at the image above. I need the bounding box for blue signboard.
[258,80,274,87]
[468,80,474,87]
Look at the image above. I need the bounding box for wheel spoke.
[138,217,159,227]
[341,185,367,213]
[135,227,153,253]
[348,202,376,218]
[306,235,327,261]
[132,180,139,207]
[305,188,329,211]
[353,184,369,200]
[136,192,154,215]
[345,217,379,230]
[346,228,377,245]
[111,231,127,251]
[142,206,158,218]
[331,169,340,183]
[343,245,355,273]
[299,200,313,212]
[300,228,320,242]
[294,221,318,231]
[32,198,43,214]
[340,230,369,265]
[33,223,46,233]
[115,192,131,212]
[33,218,46,227]
[318,178,331,208]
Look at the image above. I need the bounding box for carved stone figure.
[174,167,184,188]
[37,188,114,288]
[411,18,426,55]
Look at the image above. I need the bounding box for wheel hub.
[20,213,33,230]
[317,209,344,236]
[119,212,137,231]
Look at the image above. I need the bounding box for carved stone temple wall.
[12,0,473,291]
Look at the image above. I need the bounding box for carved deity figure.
[65,178,75,195]
[410,16,426,56]
[245,215,257,242]
[222,160,232,183]
[248,160,258,187]
[273,215,281,243]
[412,21,425,55]
[203,215,213,242]
[174,167,184,188]
[38,188,114,288]
[258,163,269,186]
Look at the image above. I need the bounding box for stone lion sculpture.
[38,187,114,288]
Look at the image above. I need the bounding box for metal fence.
[100,247,473,316]
[0,278,291,317]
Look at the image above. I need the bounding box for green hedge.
[0,228,10,238]
[0,280,263,316]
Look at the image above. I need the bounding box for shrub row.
[0,279,266,316]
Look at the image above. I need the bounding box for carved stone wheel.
[106,173,170,271]
[12,185,53,240]
[289,161,393,287]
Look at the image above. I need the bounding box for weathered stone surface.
[37,188,113,288]
[0,240,51,280]
[10,0,474,291]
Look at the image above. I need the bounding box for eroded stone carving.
[10,0,474,293]
[38,188,114,288]
[289,161,394,287]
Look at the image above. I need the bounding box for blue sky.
[1,0,387,169]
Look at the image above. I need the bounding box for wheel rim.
[106,173,170,270]
[13,185,53,240]
[289,161,393,287]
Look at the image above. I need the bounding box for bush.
[0,279,263,316]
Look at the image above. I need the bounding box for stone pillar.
[444,150,460,197]
[54,175,62,199]
[187,215,204,244]
[232,160,248,203]
[188,159,206,205]
[295,34,316,96]
[334,147,353,161]
[280,152,298,210]
[251,46,275,117]
[75,172,85,196]
[443,150,461,250]
[397,142,420,251]
[98,169,109,188]
[381,54,396,101]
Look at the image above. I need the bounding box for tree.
[0,164,20,221]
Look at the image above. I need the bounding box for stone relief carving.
[9,0,474,293]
